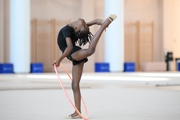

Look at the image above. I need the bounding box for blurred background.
[0,0,180,73]
[1,1,180,120]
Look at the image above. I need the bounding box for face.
[76,18,89,34]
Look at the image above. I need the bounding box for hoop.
[54,64,88,120]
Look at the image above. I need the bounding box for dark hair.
[75,30,94,46]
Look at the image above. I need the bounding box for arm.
[86,18,103,27]
[54,37,73,67]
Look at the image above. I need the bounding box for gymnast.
[53,14,116,119]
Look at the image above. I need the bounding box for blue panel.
[178,63,180,71]
[95,63,110,72]
[0,63,14,74]
[124,62,135,72]
[31,63,43,73]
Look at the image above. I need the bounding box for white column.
[104,0,124,72]
[10,0,30,73]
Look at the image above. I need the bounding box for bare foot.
[65,114,81,119]
[69,112,80,117]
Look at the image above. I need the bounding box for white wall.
[173,0,180,58]
[162,0,180,70]
[0,0,4,62]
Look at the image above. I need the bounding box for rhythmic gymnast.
[53,14,116,119]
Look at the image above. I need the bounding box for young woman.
[53,14,116,119]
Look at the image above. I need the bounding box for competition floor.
[0,72,180,120]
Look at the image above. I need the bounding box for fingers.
[52,60,60,67]
[52,60,56,67]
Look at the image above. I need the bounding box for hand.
[96,19,103,25]
[52,60,60,67]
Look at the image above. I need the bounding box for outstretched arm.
[86,19,103,27]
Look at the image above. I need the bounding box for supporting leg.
[70,62,84,117]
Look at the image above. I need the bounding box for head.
[75,18,89,33]
[74,18,93,46]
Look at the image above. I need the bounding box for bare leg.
[70,62,84,117]
[71,15,116,61]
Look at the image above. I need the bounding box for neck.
[68,21,77,32]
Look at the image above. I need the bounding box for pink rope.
[54,64,88,120]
